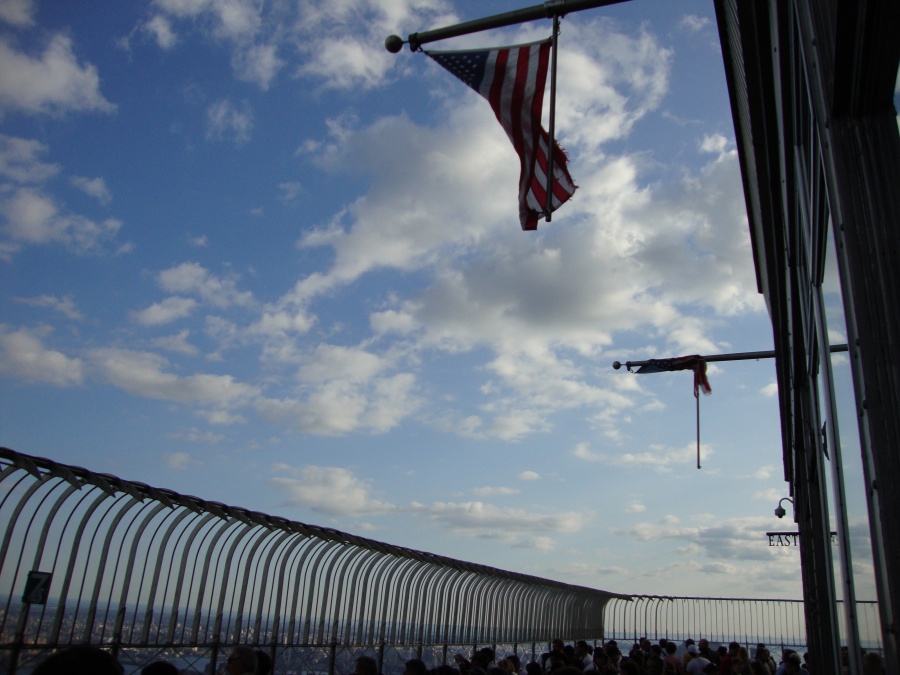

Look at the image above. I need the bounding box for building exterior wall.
[714,1,900,674]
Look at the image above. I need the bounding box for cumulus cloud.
[270,16,759,442]
[166,428,224,444]
[151,329,199,356]
[255,362,419,436]
[409,500,589,536]
[88,347,259,408]
[573,442,601,461]
[162,451,194,468]
[70,175,112,205]
[0,0,35,26]
[599,441,712,471]
[232,42,282,89]
[206,98,253,144]
[0,324,83,386]
[678,15,711,33]
[14,294,83,321]
[615,515,778,562]
[0,34,116,115]
[0,187,124,258]
[0,134,60,182]
[132,297,198,326]
[144,15,177,50]
[146,0,296,88]
[270,463,397,517]
[518,471,540,481]
[157,262,254,308]
[472,486,518,497]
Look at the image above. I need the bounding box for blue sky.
[0,0,878,602]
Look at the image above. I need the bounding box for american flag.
[426,39,577,231]
[635,355,712,397]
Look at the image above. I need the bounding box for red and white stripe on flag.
[427,39,576,230]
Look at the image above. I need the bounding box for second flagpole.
[545,14,560,222]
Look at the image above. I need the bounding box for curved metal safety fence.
[0,448,620,674]
[0,448,882,673]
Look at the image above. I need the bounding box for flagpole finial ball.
[612,361,622,370]
[385,35,404,53]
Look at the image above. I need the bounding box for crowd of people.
[387,638,885,675]
[25,638,886,675]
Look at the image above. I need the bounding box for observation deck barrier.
[0,448,881,674]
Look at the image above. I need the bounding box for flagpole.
[544,14,560,222]
[385,0,629,53]
[611,344,849,371]
[696,394,701,469]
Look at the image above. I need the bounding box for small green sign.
[22,571,52,605]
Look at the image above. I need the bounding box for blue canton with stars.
[428,50,489,93]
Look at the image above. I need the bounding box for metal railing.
[0,448,883,674]
[0,448,618,674]
[602,595,882,657]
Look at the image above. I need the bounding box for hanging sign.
[766,531,837,546]
[22,571,52,605]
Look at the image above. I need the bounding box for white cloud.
[409,501,589,536]
[14,294,83,321]
[573,442,601,461]
[754,487,784,503]
[144,15,178,50]
[626,502,646,513]
[278,181,302,202]
[157,262,254,308]
[0,0,35,26]
[162,451,194,468]
[0,324,83,386]
[518,471,540,481]
[524,536,556,552]
[0,134,59,182]
[70,175,112,205]
[678,15,711,33]
[88,347,259,408]
[153,0,258,35]
[612,441,711,470]
[255,369,419,436]
[296,38,393,90]
[290,1,453,90]
[270,464,396,517]
[232,42,282,89]
[761,381,779,397]
[753,465,777,480]
[132,296,198,326]
[196,409,245,425]
[0,34,116,115]
[700,133,729,154]
[278,19,758,442]
[151,329,199,355]
[205,98,253,144]
[0,187,124,257]
[252,343,420,435]
[551,19,672,151]
[616,515,778,563]
[166,428,224,444]
[472,486,518,497]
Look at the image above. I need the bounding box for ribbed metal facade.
[713,1,900,674]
